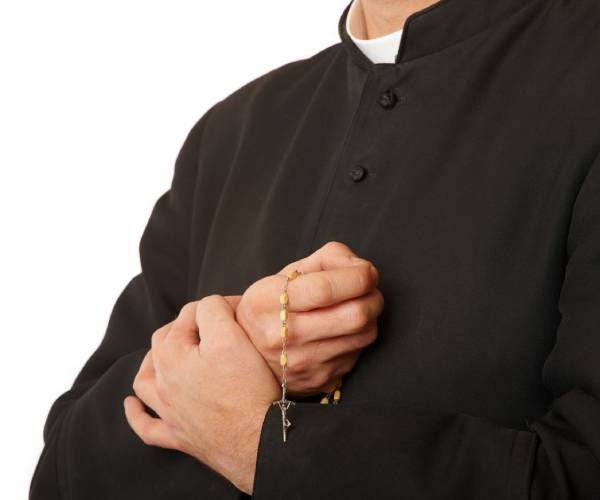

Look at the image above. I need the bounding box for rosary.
[273,269,343,443]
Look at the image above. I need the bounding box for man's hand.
[235,241,384,396]
[124,295,279,494]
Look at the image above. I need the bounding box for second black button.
[348,166,367,182]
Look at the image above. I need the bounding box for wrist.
[212,402,270,494]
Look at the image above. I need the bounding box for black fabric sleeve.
[252,153,600,500]
[29,105,243,500]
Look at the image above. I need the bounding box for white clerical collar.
[345,0,404,64]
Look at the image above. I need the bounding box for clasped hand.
[124,241,383,493]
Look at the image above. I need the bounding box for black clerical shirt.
[30,0,600,499]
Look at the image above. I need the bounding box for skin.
[236,244,383,397]
[125,241,382,493]
[351,0,441,39]
[125,295,277,493]
[124,1,441,494]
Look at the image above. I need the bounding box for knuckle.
[240,292,255,319]
[347,302,370,331]
[195,295,222,323]
[347,327,378,352]
[132,375,143,396]
[288,355,309,376]
[355,264,374,292]
[349,256,370,266]
[181,301,198,317]
[200,294,223,307]
[197,295,223,319]
[362,326,379,347]
[246,279,270,313]
[150,329,162,350]
[323,241,350,254]
[180,301,200,323]
[265,330,281,351]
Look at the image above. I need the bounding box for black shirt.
[31,0,600,498]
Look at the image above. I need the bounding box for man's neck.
[355,0,440,39]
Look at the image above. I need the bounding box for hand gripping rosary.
[273,269,343,443]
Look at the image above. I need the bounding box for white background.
[0,1,346,497]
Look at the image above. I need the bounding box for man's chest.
[188,46,597,428]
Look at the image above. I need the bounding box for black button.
[378,89,397,109]
[348,166,367,182]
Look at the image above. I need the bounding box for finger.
[285,263,378,311]
[123,396,180,450]
[138,349,156,378]
[150,321,172,351]
[298,326,378,366]
[278,241,361,275]
[318,354,358,392]
[279,242,378,286]
[150,322,175,375]
[287,352,358,396]
[164,301,200,347]
[286,288,384,342]
[195,294,248,347]
[133,351,170,413]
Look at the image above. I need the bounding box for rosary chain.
[272,268,343,443]
[272,269,301,443]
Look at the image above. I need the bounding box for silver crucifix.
[272,382,295,443]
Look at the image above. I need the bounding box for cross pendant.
[273,397,294,442]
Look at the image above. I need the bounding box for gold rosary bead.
[320,396,330,405]
[280,353,287,367]
[279,292,289,305]
[280,308,288,321]
[333,389,341,402]
[287,270,299,280]
[280,325,288,338]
